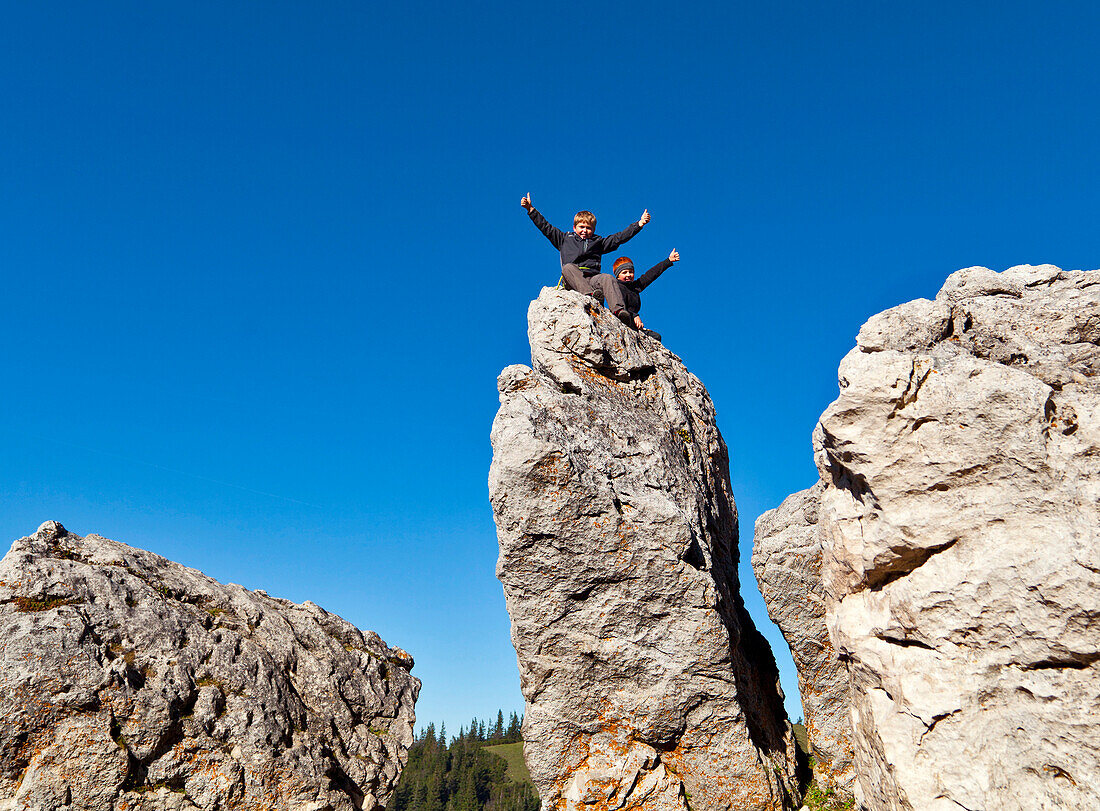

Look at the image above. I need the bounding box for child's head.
[573,211,596,237]
[614,256,635,282]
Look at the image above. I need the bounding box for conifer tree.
[413,780,428,811]
[457,769,478,811]
[505,712,521,743]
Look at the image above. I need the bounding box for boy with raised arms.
[520,192,649,322]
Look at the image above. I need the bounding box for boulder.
[490,288,801,811]
[0,521,420,811]
[752,483,855,802]
[800,264,1100,810]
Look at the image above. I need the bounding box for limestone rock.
[490,288,801,811]
[752,483,855,802]
[806,264,1100,809]
[0,521,420,811]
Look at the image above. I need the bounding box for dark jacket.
[617,259,674,317]
[527,207,641,275]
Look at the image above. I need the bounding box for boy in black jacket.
[521,192,649,320]
[611,249,680,342]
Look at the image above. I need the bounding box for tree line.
[391,712,539,811]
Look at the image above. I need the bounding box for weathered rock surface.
[0,521,420,811]
[766,264,1100,810]
[489,288,800,811]
[751,483,855,802]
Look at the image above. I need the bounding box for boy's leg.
[590,274,627,315]
[561,264,602,301]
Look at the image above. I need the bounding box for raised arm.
[596,208,650,254]
[521,193,565,249]
[635,249,679,291]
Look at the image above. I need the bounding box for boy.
[520,192,650,321]
[611,249,680,342]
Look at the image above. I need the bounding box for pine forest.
[391,711,540,811]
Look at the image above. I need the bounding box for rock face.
[751,483,855,802]
[489,288,800,811]
[764,264,1100,810]
[0,521,420,811]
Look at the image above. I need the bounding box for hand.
[638,209,650,227]
[669,249,679,262]
[521,193,533,212]
[634,315,644,329]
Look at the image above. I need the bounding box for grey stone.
[490,288,801,811]
[0,522,419,811]
[752,483,855,803]
[788,264,1100,810]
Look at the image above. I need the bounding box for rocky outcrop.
[0,521,419,811]
[762,264,1100,810]
[489,288,800,811]
[751,483,855,802]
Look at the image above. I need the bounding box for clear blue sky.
[3,1,1098,733]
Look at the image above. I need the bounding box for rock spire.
[490,288,801,811]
